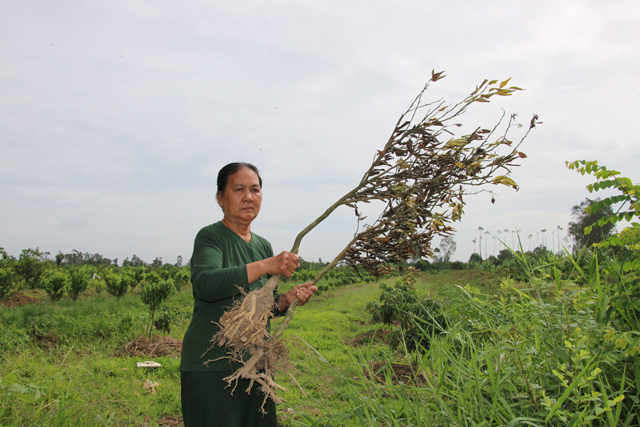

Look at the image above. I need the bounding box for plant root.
[201,277,298,413]
[215,337,297,414]
[214,280,278,353]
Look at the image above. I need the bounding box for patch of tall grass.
[319,250,640,426]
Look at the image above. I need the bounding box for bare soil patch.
[1,290,46,308]
[31,328,59,350]
[120,336,182,358]
[366,361,425,385]
[157,415,183,426]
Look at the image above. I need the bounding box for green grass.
[1,347,182,426]
[0,276,396,426]
[0,286,191,426]
[274,281,392,425]
[2,264,638,426]
[276,266,640,426]
[0,271,509,426]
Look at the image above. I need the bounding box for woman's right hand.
[266,251,300,278]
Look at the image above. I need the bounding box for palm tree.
[528,234,533,251]
[496,230,501,253]
[541,229,547,249]
[485,231,490,258]
[472,238,477,254]
[478,227,484,259]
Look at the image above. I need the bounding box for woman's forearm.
[247,251,299,283]
[246,259,271,284]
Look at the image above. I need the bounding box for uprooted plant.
[206,70,539,411]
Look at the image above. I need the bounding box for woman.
[180,162,317,427]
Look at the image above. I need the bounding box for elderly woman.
[180,162,317,427]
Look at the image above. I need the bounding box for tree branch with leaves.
[209,71,538,411]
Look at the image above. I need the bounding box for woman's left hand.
[280,282,318,310]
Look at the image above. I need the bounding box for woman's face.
[216,167,262,226]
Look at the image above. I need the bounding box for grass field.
[3,265,637,426]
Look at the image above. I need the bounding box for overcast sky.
[1,0,639,266]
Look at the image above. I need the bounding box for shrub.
[103,273,129,301]
[468,253,482,264]
[0,267,15,300]
[129,266,146,289]
[16,248,46,290]
[415,259,431,271]
[173,269,190,290]
[67,268,88,301]
[153,302,191,334]
[497,248,514,263]
[43,270,68,303]
[140,279,175,337]
[367,278,448,351]
[450,261,466,270]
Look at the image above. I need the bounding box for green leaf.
[545,361,596,422]
[7,384,28,393]
[505,417,543,427]
[554,347,570,362]
[18,393,35,404]
[2,373,18,385]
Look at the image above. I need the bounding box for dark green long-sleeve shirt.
[180,221,276,372]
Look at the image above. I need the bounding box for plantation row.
[0,251,193,341]
[0,242,631,325]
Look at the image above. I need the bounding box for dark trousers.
[181,371,278,427]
